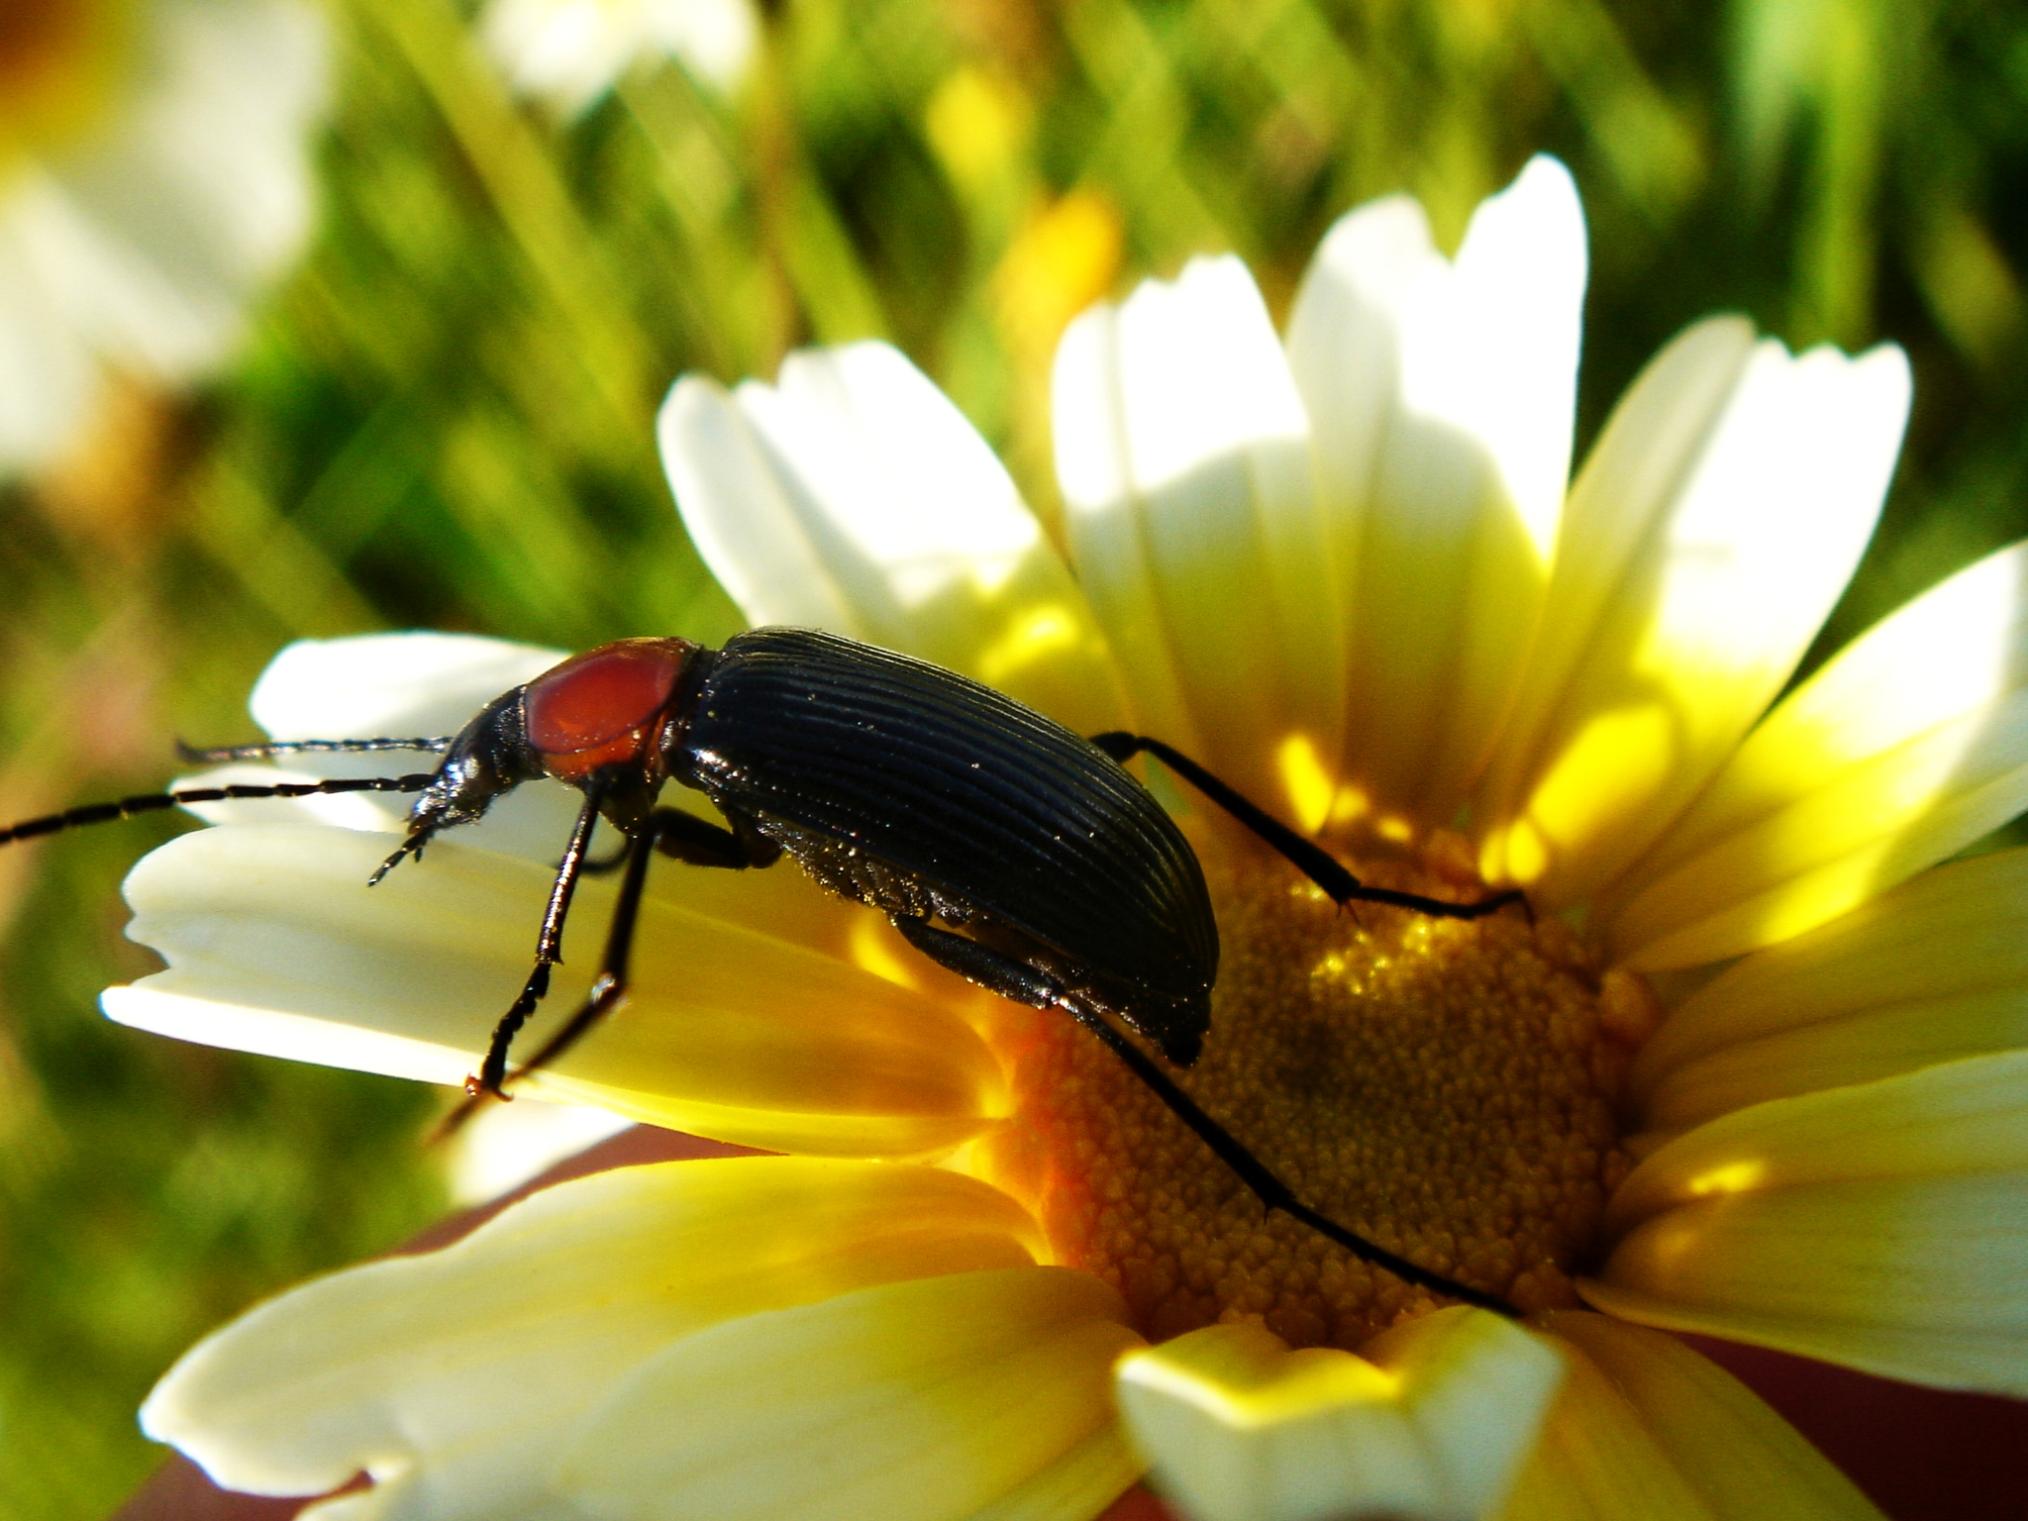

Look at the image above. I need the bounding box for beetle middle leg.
[888,913,1518,1316]
[1089,732,1523,921]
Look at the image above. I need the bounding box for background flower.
[0,0,326,474]
[1,3,2025,1517]
[481,0,757,118]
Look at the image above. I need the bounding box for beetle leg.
[644,805,783,870]
[441,805,784,1136]
[470,790,606,1097]
[1089,732,1524,922]
[888,913,1518,1317]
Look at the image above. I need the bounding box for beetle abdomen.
[676,629,1218,1019]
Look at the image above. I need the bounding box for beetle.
[3,627,1522,1313]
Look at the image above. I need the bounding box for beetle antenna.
[0,775,438,847]
[176,736,453,763]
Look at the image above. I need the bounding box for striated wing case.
[678,628,1218,1016]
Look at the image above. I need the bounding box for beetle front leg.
[442,805,785,1136]
[470,791,605,1099]
[887,913,1518,1317]
[1089,732,1523,921]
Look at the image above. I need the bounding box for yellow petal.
[144,1158,1041,1514]
[1605,541,2028,969]
[1631,847,2028,1132]
[1052,256,1344,828]
[1116,1308,1562,1521]
[1477,325,1909,908]
[105,825,1004,1156]
[661,343,1124,730]
[556,1266,1142,1521]
[1289,156,1584,831]
[1590,1053,2028,1394]
[1501,1313,1882,1521]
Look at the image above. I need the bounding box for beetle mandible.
[2,626,1523,1314]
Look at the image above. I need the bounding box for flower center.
[0,0,135,174]
[975,831,1648,1348]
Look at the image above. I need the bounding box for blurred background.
[0,0,2023,1514]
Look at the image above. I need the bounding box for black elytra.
[2,626,1525,1315]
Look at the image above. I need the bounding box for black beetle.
[3,626,1521,1313]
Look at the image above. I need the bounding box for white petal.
[556,1266,1141,1521]
[1479,326,1910,907]
[1053,256,1342,825]
[1289,156,1585,828]
[144,1159,1041,1517]
[189,634,575,860]
[662,342,1123,730]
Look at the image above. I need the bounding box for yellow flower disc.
[977,831,1646,1348]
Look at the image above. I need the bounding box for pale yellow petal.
[1290,156,1584,830]
[556,1266,1141,1521]
[1590,1053,2028,1394]
[1605,541,2028,969]
[105,825,1004,1156]
[661,342,1123,729]
[144,1158,1041,1517]
[1631,848,2028,1132]
[1478,326,1909,908]
[1053,257,1342,827]
[1500,1313,1882,1521]
[185,633,576,857]
[1116,1309,1562,1521]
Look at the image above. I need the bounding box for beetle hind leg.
[1089,732,1523,921]
[887,914,1517,1316]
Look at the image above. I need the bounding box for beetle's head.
[374,639,704,883]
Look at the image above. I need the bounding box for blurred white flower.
[482,0,758,118]
[0,0,327,475]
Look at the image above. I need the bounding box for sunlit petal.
[1502,1313,1883,1521]
[144,1159,1040,1517]
[557,1266,1141,1521]
[1591,1053,2028,1395]
[1116,1309,1561,1521]
[1478,326,1909,907]
[1053,257,1339,825]
[106,826,1003,1155]
[1289,155,1584,829]
[1605,541,2028,969]
[662,342,1122,729]
[1631,848,2028,1132]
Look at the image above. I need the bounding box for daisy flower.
[0,0,326,474]
[115,157,2027,1520]
[481,0,758,119]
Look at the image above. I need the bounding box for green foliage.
[0,0,2022,1513]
